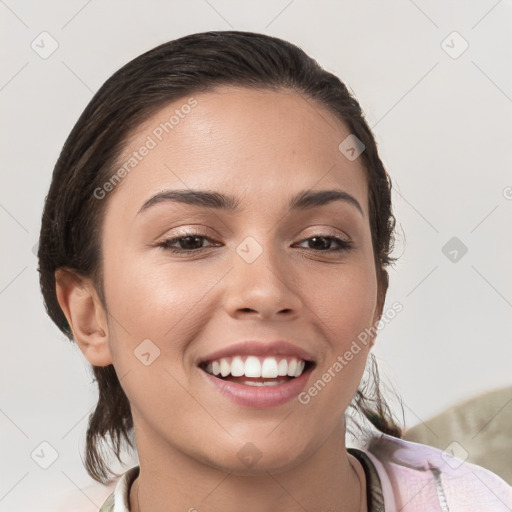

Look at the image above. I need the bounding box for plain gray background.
[1,1,511,510]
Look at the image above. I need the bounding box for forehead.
[108,85,368,216]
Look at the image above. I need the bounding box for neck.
[129,419,366,512]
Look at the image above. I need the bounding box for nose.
[222,240,303,321]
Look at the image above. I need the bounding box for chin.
[197,434,314,476]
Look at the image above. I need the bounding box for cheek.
[307,260,378,346]
[103,250,211,333]
[100,253,208,421]
[307,261,377,383]
[292,261,378,436]
[100,246,219,381]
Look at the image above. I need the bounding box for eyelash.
[157,232,354,255]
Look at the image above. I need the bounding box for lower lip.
[199,366,313,408]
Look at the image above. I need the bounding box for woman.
[37,30,512,511]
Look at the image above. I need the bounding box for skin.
[56,85,385,512]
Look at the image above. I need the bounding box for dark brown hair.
[37,30,403,484]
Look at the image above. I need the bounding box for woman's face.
[98,86,381,473]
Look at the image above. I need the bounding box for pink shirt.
[63,432,512,511]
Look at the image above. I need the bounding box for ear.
[55,268,113,366]
[368,269,388,349]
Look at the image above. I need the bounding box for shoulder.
[360,432,512,511]
[53,483,116,512]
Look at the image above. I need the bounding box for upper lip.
[197,340,315,365]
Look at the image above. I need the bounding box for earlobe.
[368,312,380,349]
[55,268,113,367]
[369,273,387,350]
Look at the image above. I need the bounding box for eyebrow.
[137,188,364,216]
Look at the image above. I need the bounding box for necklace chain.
[348,453,364,512]
[137,475,140,512]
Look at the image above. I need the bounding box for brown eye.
[295,235,353,252]
[159,234,218,253]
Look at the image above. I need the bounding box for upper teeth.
[204,356,306,378]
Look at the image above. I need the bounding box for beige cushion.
[403,385,512,484]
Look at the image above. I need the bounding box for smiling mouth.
[198,355,315,386]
